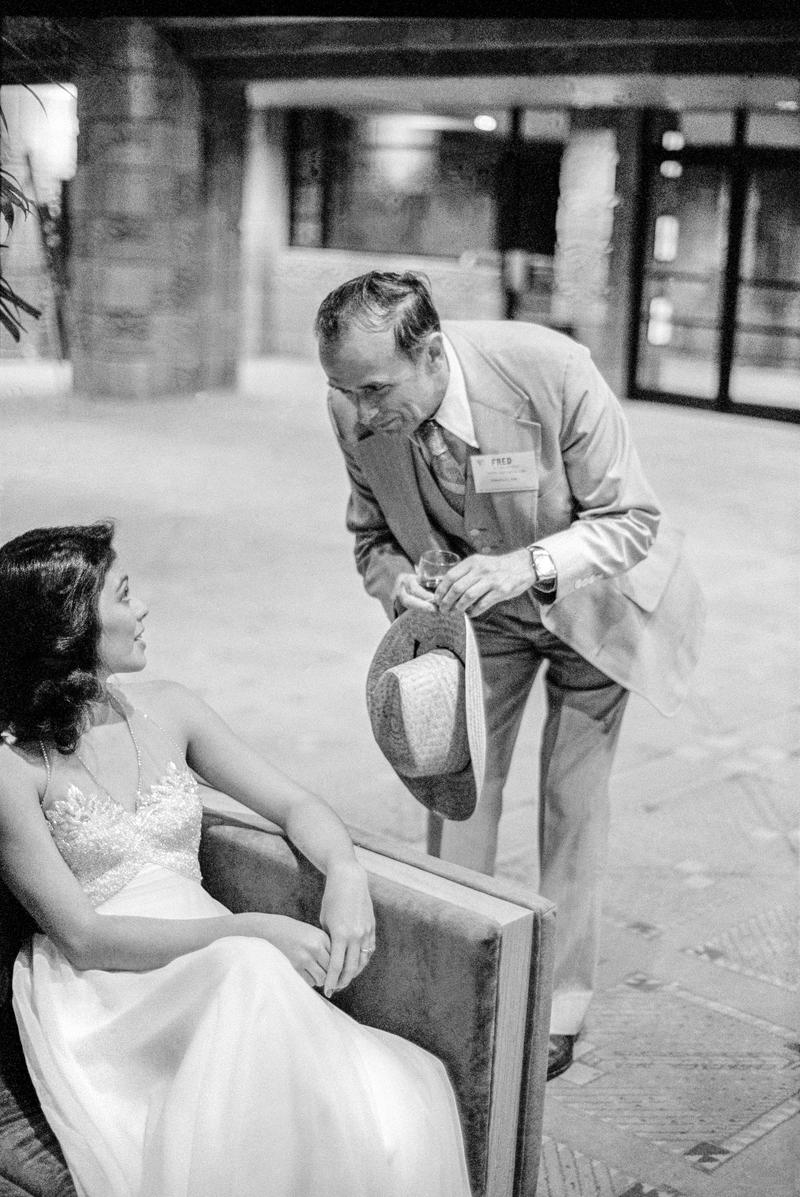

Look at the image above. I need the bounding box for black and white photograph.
[1,13,798,1197]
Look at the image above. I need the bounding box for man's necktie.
[417,420,467,516]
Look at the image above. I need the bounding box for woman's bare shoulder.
[114,678,207,733]
[0,739,44,807]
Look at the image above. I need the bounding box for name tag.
[470,451,538,493]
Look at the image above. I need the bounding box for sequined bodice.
[45,762,203,907]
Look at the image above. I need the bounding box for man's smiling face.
[320,326,449,436]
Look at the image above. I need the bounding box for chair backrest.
[0,880,77,1196]
[200,812,556,1197]
[0,806,555,1197]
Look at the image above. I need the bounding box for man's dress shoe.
[547,1034,576,1080]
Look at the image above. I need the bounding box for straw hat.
[366,609,486,821]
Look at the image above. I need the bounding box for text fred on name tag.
[470,451,538,493]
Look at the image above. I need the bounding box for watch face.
[532,551,555,581]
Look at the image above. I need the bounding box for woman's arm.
[152,681,376,997]
[0,747,332,983]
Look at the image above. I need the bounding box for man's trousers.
[440,608,629,1035]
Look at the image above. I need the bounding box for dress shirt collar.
[433,335,479,449]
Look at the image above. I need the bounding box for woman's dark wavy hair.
[314,271,440,359]
[0,521,116,753]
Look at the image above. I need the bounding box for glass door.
[632,112,800,422]
[635,157,729,404]
[730,157,800,413]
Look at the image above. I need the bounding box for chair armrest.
[199,809,555,1197]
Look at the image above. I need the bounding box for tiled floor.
[1,357,798,1197]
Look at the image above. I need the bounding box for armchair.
[0,798,555,1197]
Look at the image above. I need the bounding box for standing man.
[316,271,704,1079]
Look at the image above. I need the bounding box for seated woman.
[0,521,470,1197]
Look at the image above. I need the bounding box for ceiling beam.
[3,17,798,86]
[153,18,800,80]
[152,18,800,57]
[177,43,799,82]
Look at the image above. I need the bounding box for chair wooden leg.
[427,812,444,857]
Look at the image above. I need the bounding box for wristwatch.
[527,544,557,591]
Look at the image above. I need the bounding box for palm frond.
[0,18,87,344]
[0,276,42,341]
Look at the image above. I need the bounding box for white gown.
[12,747,471,1197]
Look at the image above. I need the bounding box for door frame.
[627,109,800,424]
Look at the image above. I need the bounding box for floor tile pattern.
[683,906,798,990]
[536,1137,686,1197]
[549,975,800,1167]
[685,1094,800,1173]
[2,360,798,1197]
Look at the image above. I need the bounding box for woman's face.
[97,562,148,676]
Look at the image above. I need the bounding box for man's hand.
[436,549,535,617]
[319,859,376,998]
[391,571,439,613]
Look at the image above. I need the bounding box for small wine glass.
[417,549,460,593]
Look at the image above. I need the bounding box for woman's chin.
[114,650,147,674]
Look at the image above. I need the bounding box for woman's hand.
[319,860,376,998]
[241,912,332,989]
[160,686,379,994]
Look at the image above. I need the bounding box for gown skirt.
[13,864,471,1197]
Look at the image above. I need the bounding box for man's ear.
[424,331,446,369]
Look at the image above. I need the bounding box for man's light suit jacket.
[328,320,705,716]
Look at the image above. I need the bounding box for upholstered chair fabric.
[0,881,77,1197]
[0,812,555,1197]
[200,816,555,1197]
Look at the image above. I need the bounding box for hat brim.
[366,609,486,822]
[398,760,477,821]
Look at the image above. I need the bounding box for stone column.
[550,113,615,388]
[551,108,643,396]
[601,110,642,398]
[241,108,289,359]
[71,19,245,399]
[200,81,247,387]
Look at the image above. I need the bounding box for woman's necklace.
[73,695,144,811]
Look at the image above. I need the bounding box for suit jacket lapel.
[351,329,544,559]
[354,432,449,559]
[448,331,542,549]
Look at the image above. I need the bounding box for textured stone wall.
[71,20,203,397]
[550,111,640,392]
[70,19,244,399]
[552,128,618,353]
